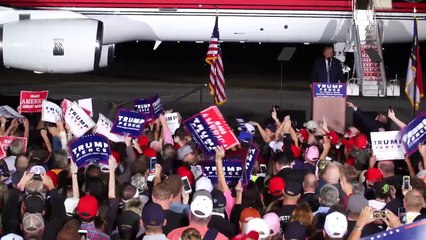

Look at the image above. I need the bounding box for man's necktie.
[326,59,331,83]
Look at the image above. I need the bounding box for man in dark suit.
[311,46,345,83]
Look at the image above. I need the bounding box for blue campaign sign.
[184,114,220,156]
[313,83,347,98]
[242,143,260,185]
[151,94,163,119]
[361,219,426,240]
[202,159,243,186]
[400,113,426,155]
[111,109,146,137]
[134,94,163,120]
[69,134,110,168]
[134,98,151,117]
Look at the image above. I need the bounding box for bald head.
[378,161,394,177]
[323,162,341,184]
[303,173,318,191]
[404,189,425,212]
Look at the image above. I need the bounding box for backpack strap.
[203,228,219,240]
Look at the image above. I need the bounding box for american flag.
[205,16,226,105]
[405,16,423,110]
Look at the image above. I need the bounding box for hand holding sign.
[214,146,226,160]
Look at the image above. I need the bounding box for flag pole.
[413,7,417,118]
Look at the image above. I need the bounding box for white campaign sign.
[65,102,95,138]
[165,112,180,134]
[0,105,23,119]
[370,131,406,160]
[78,98,93,117]
[42,100,62,123]
[96,113,124,142]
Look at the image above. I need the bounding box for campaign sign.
[0,136,27,153]
[65,102,96,138]
[200,106,239,150]
[111,109,146,137]
[78,98,93,117]
[313,83,347,98]
[184,114,220,156]
[151,94,163,119]
[69,134,110,168]
[361,219,426,240]
[165,112,180,134]
[0,106,23,119]
[400,113,426,155]
[371,131,405,160]
[19,90,49,113]
[134,94,163,120]
[61,99,72,118]
[242,143,260,185]
[96,113,124,143]
[0,146,5,159]
[202,159,243,185]
[41,100,62,123]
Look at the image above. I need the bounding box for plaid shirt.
[81,222,110,240]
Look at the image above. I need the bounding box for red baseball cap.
[46,170,58,187]
[365,168,383,183]
[353,134,368,149]
[298,128,309,143]
[77,195,98,220]
[143,147,157,158]
[111,150,121,163]
[177,166,194,185]
[138,136,150,148]
[269,176,285,197]
[326,131,340,145]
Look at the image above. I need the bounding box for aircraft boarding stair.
[352,1,387,97]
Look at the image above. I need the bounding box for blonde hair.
[181,228,202,240]
[290,202,314,227]
[152,182,172,200]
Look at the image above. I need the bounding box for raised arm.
[388,109,406,129]
[108,155,118,199]
[249,121,271,143]
[40,129,53,153]
[419,144,426,172]
[70,161,80,198]
[159,114,173,145]
[215,146,230,192]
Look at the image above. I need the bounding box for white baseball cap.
[190,190,213,219]
[245,218,270,239]
[324,212,348,238]
[269,141,284,153]
[30,165,46,175]
[64,197,79,216]
[195,176,213,192]
[1,233,23,240]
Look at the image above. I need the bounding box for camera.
[32,174,42,181]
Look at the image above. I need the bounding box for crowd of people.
[0,97,424,240]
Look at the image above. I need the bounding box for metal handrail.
[353,23,364,81]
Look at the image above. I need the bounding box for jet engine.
[0,19,105,73]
